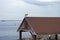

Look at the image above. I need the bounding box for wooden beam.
[19,31,22,40]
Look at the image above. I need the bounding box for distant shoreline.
[0,20,21,21]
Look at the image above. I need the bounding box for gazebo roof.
[17,17,60,35]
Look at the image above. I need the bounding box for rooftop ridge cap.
[25,17,60,18]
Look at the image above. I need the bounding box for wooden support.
[19,31,22,40]
[55,34,58,40]
[48,35,51,40]
[33,35,36,40]
[49,37,51,40]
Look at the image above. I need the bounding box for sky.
[0,0,60,20]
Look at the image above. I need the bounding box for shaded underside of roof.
[25,17,60,34]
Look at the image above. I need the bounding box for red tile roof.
[18,17,60,34]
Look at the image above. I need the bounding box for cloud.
[22,0,60,6]
[0,0,27,20]
[37,0,60,2]
[0,0,60,20]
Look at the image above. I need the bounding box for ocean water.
[0,20,32,40]
[0,20,20,40]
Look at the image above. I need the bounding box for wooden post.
[48,35,51,40]
[33,35,36,40]
[55,34,58,40]
[49,37,51,40]
[19,31,22,40]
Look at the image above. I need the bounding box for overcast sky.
[0,0,60,20]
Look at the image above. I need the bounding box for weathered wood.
[55,34,58,40]
[48,35,51,40]
[33,35,36,40]
[19,31,22,40]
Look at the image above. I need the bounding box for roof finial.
[25,14,28,17]
[25,11,28,17]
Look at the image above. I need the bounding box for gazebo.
[17,17,60,40]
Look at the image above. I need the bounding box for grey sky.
[0,0,60,20]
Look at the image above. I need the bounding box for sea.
[0,20,31,40]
